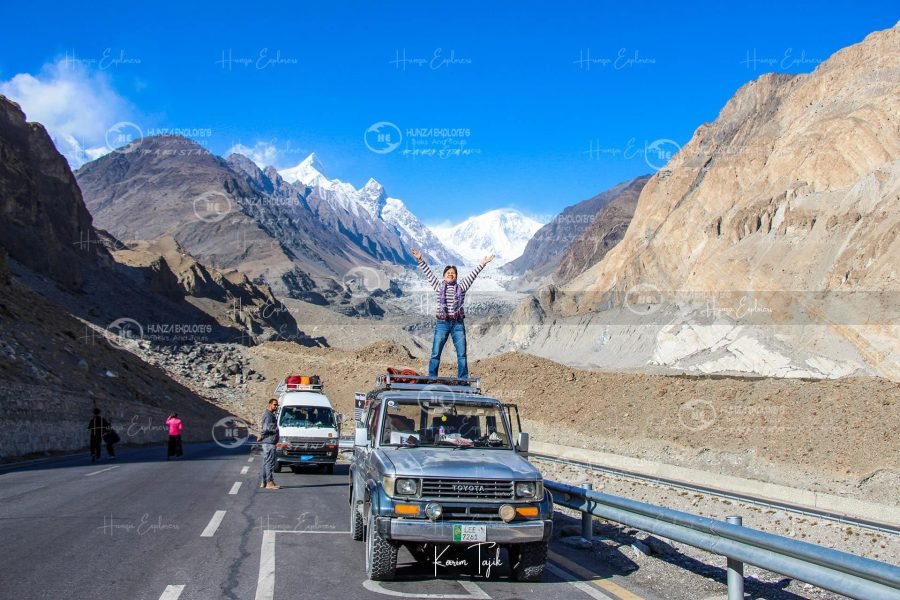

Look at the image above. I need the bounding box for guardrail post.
[581,482,593,541]
[726,515,745,600]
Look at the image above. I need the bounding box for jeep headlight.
[396,478,418,496]
[515,481,542,499]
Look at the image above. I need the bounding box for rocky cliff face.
[493,24,900,380]
[553,175,649,284]
[504,176,649,286]
[0,96,107,289]
[111,237,320,345]
[75,136,307,291]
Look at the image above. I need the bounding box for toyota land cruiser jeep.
[349,373,552,581]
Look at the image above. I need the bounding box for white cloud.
[226,141,279,168]
[0,59,136,168]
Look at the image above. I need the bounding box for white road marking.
[267,530,350,534]
[545,563,618,600]
[85,466,120,477]
[200,510,227,537]
[254,530,276,600]
[248,457,254,462]
[241,466,250,474]
[362,579,490,598]
[158,584,185,600]
[229,482,242,495]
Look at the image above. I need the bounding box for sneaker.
[265,482,281,490]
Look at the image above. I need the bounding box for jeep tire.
[350,500,364,541]
[365,512,398,580]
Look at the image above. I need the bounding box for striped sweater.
[418,260,485,320]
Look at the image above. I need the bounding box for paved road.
[0,444,654,600]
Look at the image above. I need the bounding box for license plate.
[452,524,486,542]
[300,455,313,461]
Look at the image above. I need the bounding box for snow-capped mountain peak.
[430,209,544,266]
[280,152,327,186]
[275,154,463,265]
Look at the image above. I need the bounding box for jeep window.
[380,398,511,448]
[279,406,336,428]
[367,401,382,444]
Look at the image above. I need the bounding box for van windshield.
[380,398,511,448]
[279,406,336,429]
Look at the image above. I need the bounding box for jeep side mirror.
[355,427,369,447]
[516,432,529,454]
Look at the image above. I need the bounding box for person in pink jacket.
[166,413,184,460]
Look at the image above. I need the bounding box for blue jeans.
[260,443,276,484]
[429,319,467,378]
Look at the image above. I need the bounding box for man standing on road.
[87,408,110,463]
[259,398,280,490]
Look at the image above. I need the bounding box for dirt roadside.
[239,341,899,507]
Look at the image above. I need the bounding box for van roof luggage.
[276,374,324,394]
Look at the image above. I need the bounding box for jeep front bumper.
[375,517,552,544]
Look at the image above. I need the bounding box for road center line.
[85,466,120,477]
[158,584,185,600]
[229,482,242,495]
[200,510,227,537]
[241,466,250,474]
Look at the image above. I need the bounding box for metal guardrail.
[533,452,899,535]
[546,480,900,600]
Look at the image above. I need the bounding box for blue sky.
[0,1,895,224]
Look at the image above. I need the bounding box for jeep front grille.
[420,479,514,500]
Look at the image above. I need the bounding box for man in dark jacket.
[87,408,111,463]
[259,398,280,489]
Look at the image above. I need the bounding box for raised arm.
[460,254,494,291]
[410,248,440,291]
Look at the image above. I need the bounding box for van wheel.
[365,512,397,580]
[510,541,548,581]
[350,500,364,541]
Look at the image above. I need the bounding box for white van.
[274,375,341,474]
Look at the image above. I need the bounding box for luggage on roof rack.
[376,371,481,394]
[275,374,324,394]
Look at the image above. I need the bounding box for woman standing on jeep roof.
[410,248,494,379]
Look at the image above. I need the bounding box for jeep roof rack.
[376,373,482,394]
[275,374,324,395]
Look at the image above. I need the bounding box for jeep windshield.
[380,397,511,448]
[279,406,336,428]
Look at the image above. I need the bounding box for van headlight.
[515,481,542,499]
[396,478,419,496]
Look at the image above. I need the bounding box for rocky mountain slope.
[75,139,468,301]
[0,96,107,289]
[504,175,650,289]
[553,175,650,283]
[279,153,464,266]
[109,236,322,346]
[74,136,329,299]
[0,96,239,458]
[489,24,900,380]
